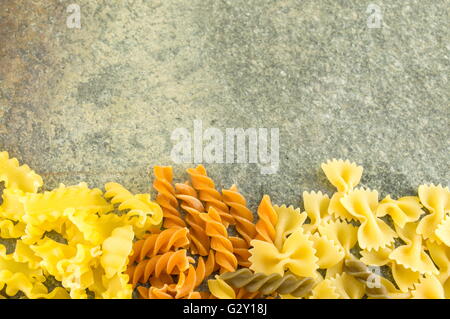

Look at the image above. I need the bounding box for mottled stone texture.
[0,0,448,210]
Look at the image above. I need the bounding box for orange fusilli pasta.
[187,165,234,227]
[199,207,238,273]
[255,195,278,243]
[128,227,189,264]
[222,185,256,245]
[153,166,186,228]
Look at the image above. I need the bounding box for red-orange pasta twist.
[129,250,194,286]
[174,265,197,299]
[194,250,216,288]
[255,195,278,243]
[148,273,174,288]
[137,285,202,299]
[187,165,234,227]
[222,185,256,245]
[199,207,238,273]
[129,227,190,264]
[230,236,251,268]
[153,166,186,228]
[175,182,210,256]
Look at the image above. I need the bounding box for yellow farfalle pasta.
[389,222,438,275]
[411,275,445,299]
[249,228,318,277]
[417,184,450,242]
[309,232,345,269]
[377,195,424,227]
[310,273,364,299]
[318,219,358,256]
[321,159,363,193]
[273,205,307,250]
[360,246,421,292]
[322,159,363,221]
[340,188,397,250]
[302,191,331,233]
[436,216,450,246]
[426,241,450,298]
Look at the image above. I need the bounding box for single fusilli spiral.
[199,207,238,273]
[222,185,256,245]
[343,257,391,299]
[194,251,216,287]
[153,166,186,228]
[187,165,234,227]
[230,236,251,268]
[128,227,189,264]
[175,182,210,256]
[128,250,194,286]
[255,195,278,243]
[220,268,315,297]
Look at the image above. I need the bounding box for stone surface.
[0,0,449,213]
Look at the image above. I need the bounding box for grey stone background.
[0,0,448,212]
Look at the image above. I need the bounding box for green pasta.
[343,256,390,299]
[220,268,314,297]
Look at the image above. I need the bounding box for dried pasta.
[0,151,448,299]
[187,165,234,227]
[199,207,238,273]
[220,268,314,297]
[222,185,256,245]
[153,166,186,229]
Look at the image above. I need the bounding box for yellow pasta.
[417,184,450,242]
[389,222,438,275]
[302,191,331,233]
[249,228,318,277]
[273,205,307,250]
[376,195,424,228]
[0,151,43,193]
[340,189,397,250]
[101,225,134,279]
[0,151,448,299]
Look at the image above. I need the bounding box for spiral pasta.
[194,251,216,287]
[175,182,210,256]
[153,166,186,228]
[199,207,238,273]
[343,256,390,298]
[222,185,256,244]
[187,165,234,227]
[128,250,194,286]
[220,268,314,297]
[230,236,251,268]
[137,284,202,299]
[255,195,278,243]
[128,227,190,264]
[1,151,449,299]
